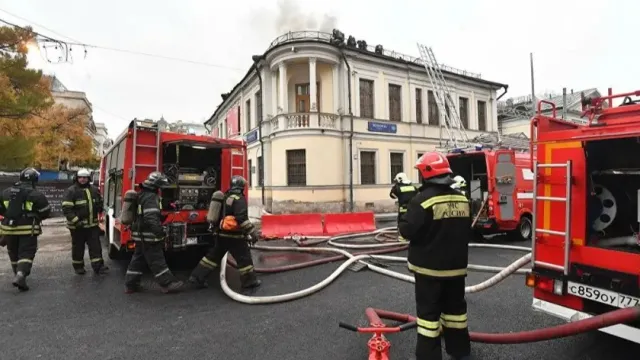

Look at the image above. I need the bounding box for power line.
[0,13,245,71]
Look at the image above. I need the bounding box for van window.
[114,175,123,216]
[103,151,113,203]
[116,140,126,169]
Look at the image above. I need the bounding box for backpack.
[5,186,29,221]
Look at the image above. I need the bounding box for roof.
[205,31,509,126]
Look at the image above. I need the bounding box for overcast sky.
[2,0,637,138]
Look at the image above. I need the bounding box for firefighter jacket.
[0,182,51,236]
[62,183,103,229]
[131,188,165,242]
[219,190,255,239]
[389,183,419,214]
[398,183,471,278]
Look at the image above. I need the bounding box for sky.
[1,0,638,139]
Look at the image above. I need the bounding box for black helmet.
[142,172,169,189]
[20,167,40,185]
[230,175,247,191]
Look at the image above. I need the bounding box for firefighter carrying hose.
[62,168,109,275]
[389,172,418,242]
[188,175,262,290]
[0,168,51,291]
[399,152,472,360]
[124,172,184,294]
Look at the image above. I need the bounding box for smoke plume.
[274,0,338,34]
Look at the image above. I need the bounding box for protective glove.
[77,219,89,228]
[247,229,260,245]
[0,236,7,248]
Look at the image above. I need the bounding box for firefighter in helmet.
[0,168,51,291]
[398,152,472,360]
[189,175,262,290]
[124,172,184,294]
[451,175,468,195]
[61,168,109,275]
[389,172,418,242]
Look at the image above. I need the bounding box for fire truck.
[98,119,248,259]
[526,90,640,343]
[447,149,533,241]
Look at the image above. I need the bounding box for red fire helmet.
[415,151,453,180]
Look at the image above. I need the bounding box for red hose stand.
[366,332,392,360]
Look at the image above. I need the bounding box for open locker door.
[492,150,517,221]
[230,147,248,191]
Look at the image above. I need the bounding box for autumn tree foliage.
[0,25,99,170]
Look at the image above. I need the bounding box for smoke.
[274,0,338,34]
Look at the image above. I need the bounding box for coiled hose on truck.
[220,227,640,344]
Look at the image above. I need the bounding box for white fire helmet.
[77,168,91,178]
[451,175,467,189]
[394,172,411,185]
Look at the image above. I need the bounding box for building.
[94,122,114,156]
[498,88,602,135]
[45,75,101,154]
[205,30,508,214]
[157,117,208,135]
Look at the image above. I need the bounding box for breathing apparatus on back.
[119,172,169,226]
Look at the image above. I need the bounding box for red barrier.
[323,212,376,236]
[260,213,325,238]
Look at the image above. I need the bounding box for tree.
[0,25,53,118]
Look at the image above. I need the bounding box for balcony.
[268,112,340,132]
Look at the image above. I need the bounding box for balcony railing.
[269,112,340,132]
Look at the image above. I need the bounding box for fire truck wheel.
[510,215,532,242]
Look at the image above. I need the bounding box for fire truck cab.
[447,148,533,241]
[526,91,640,343]
[98,120,247,259]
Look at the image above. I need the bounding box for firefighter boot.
[94,265,110,275]
[160,280,185,294]
[124,284,144,294]
[187,275,207,289]
[240,271,261,289]
[12,271,29,292]
[74,268,86,275]
[11,264,17,275]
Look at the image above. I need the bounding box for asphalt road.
[0,221,639,360]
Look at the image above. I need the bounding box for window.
[248,159,253,187]
[477,100,487,131]
[104,150,113,206]
[255,91,262,127]
[115,140,125,169]
[114,176,123,217]
[415,88,423,124]
[360,151,377,185]
[359,79,374,118]
[286,149,306,186]
[388,84,402,121]
[389,152,404,182]
[459,97,469,129]
[245,99,251,132]
[427,90,439,125]
[257,156,264,186]
[416,152,424,180]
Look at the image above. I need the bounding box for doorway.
[294,82,321,127]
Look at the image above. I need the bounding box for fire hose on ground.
[218,227,640,352]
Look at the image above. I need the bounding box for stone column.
[332,64,340,113]
[309,57,317,111]
[278,62,288,113]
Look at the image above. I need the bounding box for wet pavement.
[0,219,638,360]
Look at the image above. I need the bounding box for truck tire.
[510,215,532,242]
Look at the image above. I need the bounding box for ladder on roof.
[472,133,531,152]
[230,148,246,178]
[530,160,573,276]
[417,43,470,149]
[130,120,161,183]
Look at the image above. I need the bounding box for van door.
[492,150,517,221]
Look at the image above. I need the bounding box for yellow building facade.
[205,31,508,214]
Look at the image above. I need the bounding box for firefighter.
[124,172,184,294]
[389,172,418,242]
[451,175,467,195]
[0,168,51,291]
[62,168,108,275]
[398,152,472,360]
[188,175,262,290]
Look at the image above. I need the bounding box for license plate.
[567,281,640,308]
[186,237,198,245]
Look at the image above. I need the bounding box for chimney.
[571,89,574,94]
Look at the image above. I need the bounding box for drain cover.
[348,262,368,272]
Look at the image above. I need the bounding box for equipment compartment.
[160,144,221,211]
[585,137,640,253]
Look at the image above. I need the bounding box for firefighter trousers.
[397,207,408,242]
[70,227,105,272]
[414,274,471,360]
[6,235,38,276]
[124,241,177,288]
[191,236,256,282]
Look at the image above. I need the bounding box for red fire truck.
[447,149,533,241]
[526,90,640,343]
[98,119,247,259]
